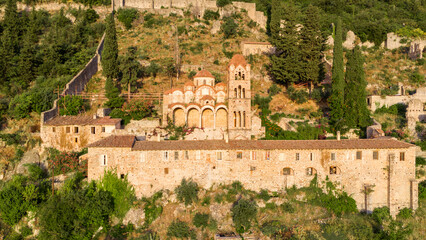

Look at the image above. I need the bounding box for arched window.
[233,111,237,127]
[238,85,242,98]
[329,166,340,175]
[235,74,238,80]
[203,80,206,85]
[238,111,242,127]
[242,88,245,98]
[242,74,245,80]
[234,88,237,98]
[243,111,246,127]
[306,167,317,176]
[283,167,293,175]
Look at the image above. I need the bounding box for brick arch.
[202,108,214,128]
[187,108,200,127]
[173,108,185,126]
[216,108,228,128]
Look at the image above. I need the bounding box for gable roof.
[44,116,121,126]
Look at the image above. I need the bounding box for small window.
[174,151,179,160]
[74,138,78,143]
[283,168,292,175]
[163,151,169,161]
[265,151,271,160]
[251,151,256,160]
[140,152,146,162]
[330,166,337,175]
[185,151,189,160]
[120,174,125,179]
[356,151,362,160]
[66,127,70,133]
[74,126,79,133]
[310,153,313,161]
[102,127,106,133]
[331,153,336,161]
[250,166,256,171]
[52,127,56,133]
[91,127,96,134]
[164,168,169,174]
[306,167,315,176]
[373,151,379,160]
[400,152,405,161]
[296,153,300,161]
[196,151,201,160]
[237,152,243,159]
[217,152,222,160]
[100,155,107,166]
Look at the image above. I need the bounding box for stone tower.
[227,55,252,140]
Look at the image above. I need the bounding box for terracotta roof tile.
[184,81,195,86]
[201,95,215,101]
[194,70,214,78]
[45,116,121,126]
[129,139,413,151]
[228,54,248,68]
[88,135,135,148]
[164,88,183,94]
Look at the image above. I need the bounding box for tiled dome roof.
[194,69,214,78]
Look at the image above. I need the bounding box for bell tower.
[227,55,251,140]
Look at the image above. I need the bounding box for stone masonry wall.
[88,145,417,215]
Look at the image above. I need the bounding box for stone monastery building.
[162,54,264,140]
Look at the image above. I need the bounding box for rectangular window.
[373,151,379,160]
[310,153,313,161]
[306,168,313,176]
[74,126,79,133]
[163,151,169,161]
[102,127,106,133]
[251,151,256,160]
[164,168,169,174]
[217,152,222,160]
[74,138,78,143]
[66,127,70,133]
[91,127,96,134]
[356,151,362,160]
[250,166,256,171]
[196,151,201,160]
[140,152,146,162]
[330,166,337,175]
[185,151,189,160]
[52,127,56,133]
[400,152,405,161]
[331,153,336,161]
[100,155,107,166]
[237,152,243,159]
[265,151,271,160]
[296,153,300,161]
[174,151,179,160]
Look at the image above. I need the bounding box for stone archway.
[187,108,200,127]
[173,108,185,126]
[216,108,228,128]
[202,109,214,128]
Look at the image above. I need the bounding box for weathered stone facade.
[241,42,274,56]
[367,87,426,112]
[41,116,121,151]
[162,55,265,140]
[87,136,418,216]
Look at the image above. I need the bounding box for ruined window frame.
[250,166,256,171]
[237,151,243,159]
[306,167,314,176]
[356,151,362,160]
[373,151,379,160]
[329,166,338,175]
[400,152,405,161]
[283,167,292,175]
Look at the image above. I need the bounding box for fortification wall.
[40,33,105,125]
[241,42,273,56]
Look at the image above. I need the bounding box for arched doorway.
[187,108,199,127]
[216,108,228,128]
[202,109,214,128]
[173,108,185,126]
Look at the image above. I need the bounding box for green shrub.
[287,86,309,104]
[268,84,281,96]
[416,156,425,166]
[260,220,288,238]
[221,17,238,39]
[280,202,295,213]
[117,8,138,30]
[201,196,211,206]
[257,189,271,201]
[216,0,232,7]
[231,199,257,234]
[193,213,209,228]
[247,20,257,28]
[203,10,220,20]
[46,148,86,176]
[188,70,197,79]
[409,70,425,85]
[419,180,426,199]
[26,163,47,181]
[213,59,219,65]
[143,191,163,226]
[58,96,89,116]
[374,103,406,116]
[175,178,199,206]
[311,88,323,101]
[214,193,224,203]
[372,207,391,225]
[20,225,32,238]
[397,208,412,219]
[0,132,23,145]
[109,99,156,125]
[167,220,191,239]
[98,170,136,218]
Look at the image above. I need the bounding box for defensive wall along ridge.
[112,0,267,29]
[40,33,105,127]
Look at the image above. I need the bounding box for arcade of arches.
[173,107,228,129]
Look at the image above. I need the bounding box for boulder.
[211,20,221,35]
[123,207,145,228]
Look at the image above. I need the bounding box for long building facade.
[87,136,418,216]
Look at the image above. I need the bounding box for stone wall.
[40,33,105,125]
[88,144,417,216]
[367,87,426,112]
[124,119,161,135]
[385,32,404,50]
[241,42,274,56]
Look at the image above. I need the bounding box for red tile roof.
[184,81,195,86]
[87,138,417,151]
[201,95,215,101]
[194,70,214,78]
[228,54,248,68]
[88,135,135,148]
[44,116,121,126]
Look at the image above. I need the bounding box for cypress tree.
[300,5,324,87]
[269,1,301,85]
[102,13,119,80]
[344,46,371,128]
[328,17,345,132]
[119,47,142,92]
[105,77,124,109]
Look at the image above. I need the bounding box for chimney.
[93,114,97,119]
[224,132,229,143]
[337,131,341,141]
